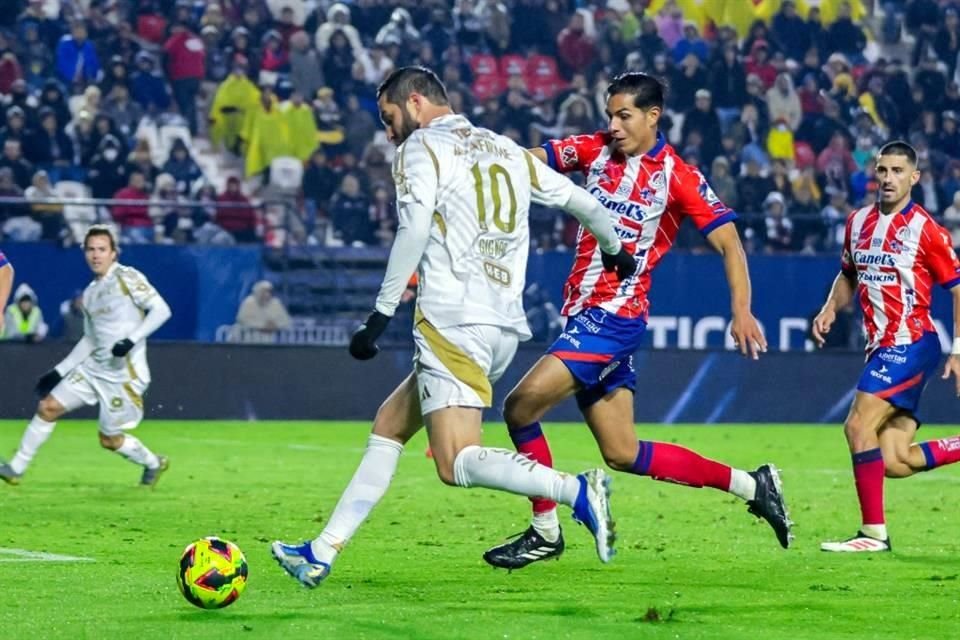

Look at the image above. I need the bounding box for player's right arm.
[35,325,96,398]
[812,216,858,348]
[351,133,439,361]
[533,132,608,174]
[0,252,12,335]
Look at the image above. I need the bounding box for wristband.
[953,337,960,355]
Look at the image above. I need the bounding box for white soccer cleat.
[820,531,891,553]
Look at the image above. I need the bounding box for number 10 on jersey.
[472,163,517,234]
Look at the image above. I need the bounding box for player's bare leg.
[426,404,614,565]
[0,395,66,484]
[880,413,960,478]
[272,374,423,588]
[582,388,791,548]
[97,432,167,487]
[822,392,900,552]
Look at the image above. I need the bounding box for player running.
[271,66,638,588]
[0,226,172,486]
[483,72,792,570]
[0,250,12,335]
[814,142,960,552]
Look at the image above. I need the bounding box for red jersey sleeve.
[540,132,608,174]
[667,163,737,236]
[840,214,856,277]
[921,219,960,289]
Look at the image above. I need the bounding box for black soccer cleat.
[483,526,565,570]
[746,464,793,549]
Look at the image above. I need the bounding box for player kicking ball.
[0,225,171,487]
[814,142,960,552]
[271,66,638,587]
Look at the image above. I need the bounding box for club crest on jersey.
[896,227,912,241]
[649,171,666,189]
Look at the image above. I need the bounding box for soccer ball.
[177,537,248,609]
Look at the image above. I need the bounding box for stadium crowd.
[0,0,958,253]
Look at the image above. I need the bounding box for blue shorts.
[857,332,942,415]
[546,307,647,410]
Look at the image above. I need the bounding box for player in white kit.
[272,66,638,588]
[0,226,172,486]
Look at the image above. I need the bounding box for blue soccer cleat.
[571,469,616,563]
[270,540,331,588]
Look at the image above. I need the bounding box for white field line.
[172,437,365,453]
[0,548,95,563]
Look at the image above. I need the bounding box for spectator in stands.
[944,191,960,247]
[209,57,259,155]
[0,105,30,145]
[821,185,849,250]
[826,1,867,63]
[746,40,777,89]
[302,148,336,224]
[24,169,61,240]
[288,30,323,101]
[224,27,254,73]
[314,3,362,55]
[709,156,738,209]
[126,138,158,189]
[101,84,143,144]
[56,21,100,88]
[766,72,802,133]
[283,90,319,163]
[771,0,809,62]
[87,135,130,198]
[259,29,288,73]
[59,289,85,341]
[111,170,152,244]
[557,10,595,76]
[817,131,857,194]
[202,25,229,84]
[101,55,129,97]
[673,21,708,64]
[162,138,203,196]
[130,51,170,115]
[330,173,372,247]
[322,30,356,96]
[236,280,291,333]
[0,167,26,236]
[670,52,707,111]
[763,191,794,254]
[421,7,454,61]
[3,283,47,342]
[682,89,721,165]
[24,107,73,180]
[216,176,258,243]
[164,21,206,135]
[655,1,684,49]
[38,79,70,129]
[0,139,33,189]
[17,0,61,52]
[710,42,747,127]
[376,8,420,51]
[242,83,291,178]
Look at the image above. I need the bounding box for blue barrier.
[3,244,954,348]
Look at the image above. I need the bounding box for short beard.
[393,109,420,144]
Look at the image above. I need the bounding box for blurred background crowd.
[0,0,958,256]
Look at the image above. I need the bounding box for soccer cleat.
[746,463,793,549]
[571,469,616,563]
[0,461,22,485]
[271,541,331,588]
[140,456,169,487]
[482,526,565,570]
[821,531,892,552]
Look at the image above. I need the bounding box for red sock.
[509,422,556,514]
[919,436,960,470]
[633,440,732,491]
[852,448,885,526]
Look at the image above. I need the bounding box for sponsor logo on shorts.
[878,351,908,364]
[870,369,893,384]
[559,332,581,348]
[577,316,603,334]
[599,360,620,380]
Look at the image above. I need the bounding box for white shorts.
[412,314,519,416]
[50,365,148,436]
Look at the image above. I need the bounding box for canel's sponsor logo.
[589,186,646,221]
[853,251,897,267]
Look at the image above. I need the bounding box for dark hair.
[84,224,118,251]
[877,141,918,166]
[377,66,449,106]
[606,72,665,110]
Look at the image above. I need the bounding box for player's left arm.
[942,286,960,397]
[351,134,439,361]
[675,167,766,359]
[925,224,960,395]
[112,270,172,356]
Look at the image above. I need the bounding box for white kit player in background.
[0,225,172,487]
[271,66,637,588]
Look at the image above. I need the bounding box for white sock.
[115,435,160,469]
[312,434,404,563]
[10,415,56,474]
[452,446,581,506]
[861,523,888,540]
[728,469,757,501]
[532,509,561,543]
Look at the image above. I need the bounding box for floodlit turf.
[2,420,960,639]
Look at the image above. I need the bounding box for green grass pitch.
[2,420,960,639]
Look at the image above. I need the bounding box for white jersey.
[81,263,163,383]
[389,114,578,339]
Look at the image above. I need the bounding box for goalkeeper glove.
[35,369,63,398]
[349,311,391,361]
[601,245,639,280]
[111,338,135,357]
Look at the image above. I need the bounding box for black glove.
[349,311,391,361]
[112,338,135,357]
[601,245,639,280]
[35,369,63,397]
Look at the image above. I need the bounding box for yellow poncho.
[209,73,261,155]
